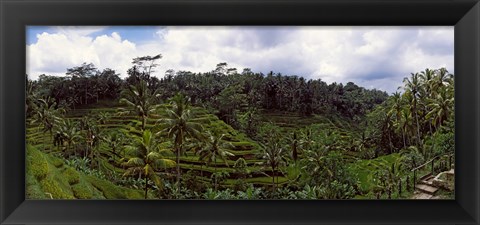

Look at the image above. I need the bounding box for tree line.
[27,56,388,128]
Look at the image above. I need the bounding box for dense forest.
[26,55,455,199]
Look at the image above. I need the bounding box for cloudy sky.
[26,26,454,93]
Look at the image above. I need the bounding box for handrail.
[411,152,454,172]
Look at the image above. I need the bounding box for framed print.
[1,0,479,224]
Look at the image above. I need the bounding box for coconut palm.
[157,93,203,185]
[420,68,436,97]
[389,92,406,149]
[258,136,287,194]
[302,143,333,186]
[97,112,110,125]
[55,119,82,156]
[432,68,453,90]
[403,73,422,147]
[119,80,159,130]
[31,98,64,151]
[426,90,454,130]
[123,129,175,199]
[196,132,234,190]
[397,108,413,148]
[102,131,125,161]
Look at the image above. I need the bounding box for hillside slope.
[26,144,145,199]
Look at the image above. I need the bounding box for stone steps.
[419,174,435,186]
[412,192,434,199]
[415,183,439,195]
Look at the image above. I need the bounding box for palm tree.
[426,90,454,130]
[258,136,287,194]
[398,108,413,148]
[299,128,315,152]
[55,119,82,156]
[102,131,125,162]
[432,68,453,90]
[372,158,405,199]
[196,132,234,191]
[419,68,436,97]
[302,143,333,185]
[120,80,159,130]
[97,112,110,125]
[31,98,64,151]
[403,73,422,147]
[123,130,175,199]
[157,93,203,185]
[389,92,406,149]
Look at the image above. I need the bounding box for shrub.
[72,181,94,199]
[26,145,49,180]
[49,155,65,168]
[40,177,74,199]
[62,167,80,185]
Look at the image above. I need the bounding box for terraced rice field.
[26,106,290,188]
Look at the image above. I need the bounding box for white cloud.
[26,26,454,93]
[27,31,136,79]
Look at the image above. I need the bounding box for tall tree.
[123,130,175,199]
[426,90,453,130]
[31,98,64,151]
[258,135,287,195]
[54,119,81,156]
[403,73,423,147]
[158,93,203,185]
[66,63,99,105]
[119,80,159,130]
[196,132,234,191]
[389,92,406,149]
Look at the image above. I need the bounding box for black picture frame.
[1,0,479,224]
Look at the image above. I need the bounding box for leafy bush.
[40,177,75,199]
[26,145,49,180]
[400,146,425,170]
[62,167,80,185]
[237,185,265,199]
[71,181,94,199]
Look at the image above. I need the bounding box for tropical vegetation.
[26,56,455,199]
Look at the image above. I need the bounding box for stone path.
[411,174,440,199]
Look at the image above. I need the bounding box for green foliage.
[26,145,146,199]
[71,181,95,199]
[86,176,144,199]
[40,177,75,199]
[400,146,425,170]
[236,185,264,199]
[26,144,49,180]
[62,167,80,185]
[26,65,454,199]
[26,173,47,199]
[431,131,454,156]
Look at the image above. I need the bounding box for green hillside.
[26,144,145,199]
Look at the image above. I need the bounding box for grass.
[26,144,146,199]
[348,153,402,193]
